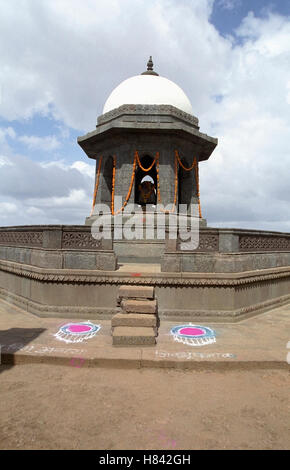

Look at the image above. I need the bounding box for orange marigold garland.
[194,156,202,218]
[110,150,202,218]
[111,153,137,215]
[136,150,159,172]
[90,156,103,216]
[176,150,202,218]
[111,155,116,215]
[175,150,195,171]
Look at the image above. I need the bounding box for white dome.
[103,74,193,115]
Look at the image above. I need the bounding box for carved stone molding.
[97,104,199,127]
[1,287,289,322]
[1,259,289,287]
[159,293,290,319]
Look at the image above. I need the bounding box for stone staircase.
[112,285,159,346]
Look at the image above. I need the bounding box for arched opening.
[178,157,193,208]
[134,155,157,207]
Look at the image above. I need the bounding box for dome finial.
[141,56,159,76]
[147,56,154,71]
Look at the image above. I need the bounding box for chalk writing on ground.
[156,350,236,360]
[1,343,86,355]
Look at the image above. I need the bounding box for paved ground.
[0,298,289,449]
[0,299,289,369]
[0,364,289,450]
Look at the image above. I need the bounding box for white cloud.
[0,151,94,225]
[0,154,14,167]
[217,0,240,11]
[71,161,95,178]
[0,127,16,143]
[0,202,18,213]
[18,134,61,151]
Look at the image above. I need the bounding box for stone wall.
[0,225,289,321]
[162,227,290,272]
[0,258,289,321]
[0,226,117,271]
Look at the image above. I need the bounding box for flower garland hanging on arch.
[175,150,202,218]
[111,153,137,215]
[110,150,202,218]
[90,156,103,216]
[175,150,195,171]
[135,150,159,172]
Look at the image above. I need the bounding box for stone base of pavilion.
[0,225,290,323]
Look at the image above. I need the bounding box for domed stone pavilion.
[77,57,218,263]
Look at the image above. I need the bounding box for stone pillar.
[157,146,175,209]
[113,149,135,209]
[42,229,62,249]
[191,159,199,206]
[95,155,113,209]
[218,231,239,252]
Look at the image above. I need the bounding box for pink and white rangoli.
[54,321,101,343]
[170,324,216,347]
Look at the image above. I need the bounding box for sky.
[0,0,289,231]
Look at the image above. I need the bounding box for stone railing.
[162,227,290,272]
[0,225,112,250]
[172,228,290,253]
[0,225,116,270]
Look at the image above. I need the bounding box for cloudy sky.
[0,0,289,231]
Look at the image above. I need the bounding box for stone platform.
[0,225,290,322]
[0,298,289,370]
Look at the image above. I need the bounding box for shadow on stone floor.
[0,328,46,373]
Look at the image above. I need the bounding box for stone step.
[112,326,156,346]
[112,313,157,328]
[121,299,157,314]
[118,285,154,300]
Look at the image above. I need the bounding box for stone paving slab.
[0,298,290,370]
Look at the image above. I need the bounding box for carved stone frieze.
[239,235,290,252]
[62,231,101,249]
[0,231,43,247]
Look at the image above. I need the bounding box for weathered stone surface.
[118,285,154,299]
[114,240,165,263]
[63,252,97,270]
[161,254,181,273]
[218,232,239,253]
[112,313,157,327]
[96,252,117,271]
[30,250,63,269]
[112,326,156,345]
[43,230,62,249]
[121,299,157,314]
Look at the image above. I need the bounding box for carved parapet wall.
[239,234,290,251]
[162,227,290,273]
[0,225,290,322]
[0,225,117,271]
